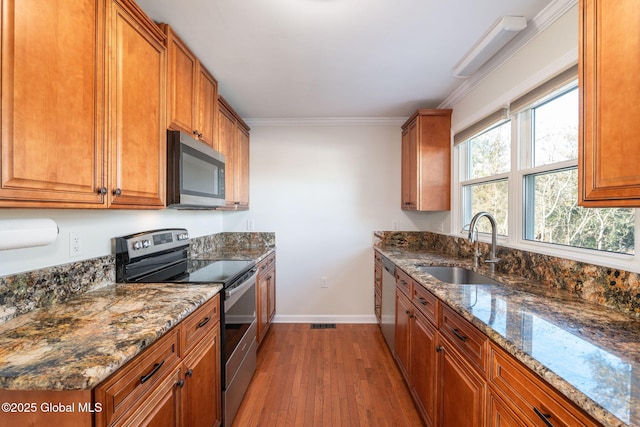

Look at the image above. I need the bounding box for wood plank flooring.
[232,324,424,427]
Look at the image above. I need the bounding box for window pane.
[464,180,508,236]
[524,168,634,254]
[468,121,511,179]
[532,87,578,166]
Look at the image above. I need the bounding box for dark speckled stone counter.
[376,245,640,427]
[0,282,222,390]
[0,238,275,392]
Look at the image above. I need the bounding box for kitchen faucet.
[467,211,500,273]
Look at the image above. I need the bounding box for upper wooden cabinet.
[579,0,640,206]
[108,0,166,209]
[163,24,218,148]
[0,0,166,209]
[0,0,106,207]
[401,109,452,211]
[217,96,250,210]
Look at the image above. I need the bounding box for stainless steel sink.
[417,265,502,286]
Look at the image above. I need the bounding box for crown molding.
[439,0,578,109]
[244,116,406,127]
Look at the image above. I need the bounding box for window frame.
[453,76,640,271]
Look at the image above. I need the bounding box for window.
[459,121,510,236]
[521,87,634,254]
[457,73,635,256]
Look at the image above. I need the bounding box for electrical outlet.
[69,232,81,257]
[247,219,255,231]
[392,220,399,231]
[320,277,328,288]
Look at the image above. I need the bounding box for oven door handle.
[225,268,258,300]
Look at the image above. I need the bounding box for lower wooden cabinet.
[374,252,382,324]
[95,294,221,427]
[438,337,486,427]
[385,261,602,427]
[257,252,276,345]
[410,310,438,427]
[181,328,221,427]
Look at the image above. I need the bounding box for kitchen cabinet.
[95,294,221,427]
[381,259,602,427]
[162,24,218,148]
[217,96,250,210]
[488,343,600,427]
[257,252,276,345]
[401,109,452,211]
[437,305,487,427]
[579,0,640,207]
[0,0,166,209]
[108,0,166,209]
[0,0,106,207]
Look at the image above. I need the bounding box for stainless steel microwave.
[166,130,225,209]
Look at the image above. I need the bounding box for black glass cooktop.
[185,259,255,284]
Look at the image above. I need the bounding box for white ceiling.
[135,0,553,119]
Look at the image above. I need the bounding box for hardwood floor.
[232,324,424,427]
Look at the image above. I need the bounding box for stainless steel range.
[114,228,257,427]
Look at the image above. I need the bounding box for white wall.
[223,123,435,322]
[0,209,223,276]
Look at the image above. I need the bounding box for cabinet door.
[217,102,237,207]
[165,26,197,137]
[0,0,106,207]
[115,367,182,427]
[197,66,217,147]
[257,266,269,343]
[488,392,529,427]
[235,125,250,208]
[182,327,221,427]
[410,311,438,427]
[267,265,276,322]
[438,338,486,427]
[108,0,166,208]
[401,123,417,210]
[579,0,640,206]
[394,290,411,381]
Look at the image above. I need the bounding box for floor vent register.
[310,323,337,329]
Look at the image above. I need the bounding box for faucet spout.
[467,211,500,273]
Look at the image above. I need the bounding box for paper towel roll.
[0,218,59,251]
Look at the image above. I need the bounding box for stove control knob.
[142,239,151,248]
[132,241,143,250]
[177,233,189,241]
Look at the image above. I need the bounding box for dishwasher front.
[380,256,396,352]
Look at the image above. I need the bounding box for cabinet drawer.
[95,327,180,427]
[412,284,438,326]
[489,344,600,427]
[396,269,413,298]
[440,304,487,374]
[182,294,220,354]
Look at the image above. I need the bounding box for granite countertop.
[0,246,275,391]
[376,246,640,427]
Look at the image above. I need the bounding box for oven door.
[223,269,257,427]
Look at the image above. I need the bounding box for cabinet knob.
[97,187,107,195]
[405,309,410,315]
[176,379,185,388]
[436,346,444,353]
[193,129,199,136]
[113,188,122,196]
[185,369,193,377]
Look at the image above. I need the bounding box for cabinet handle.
[533,407,555,427]
[113,188,122,196]
[418,297,428,306]
[97,187,107,195]
[197,317,211,328]
[185,369,193,377]
[193,129,199,136]
[451,328,467,342]
[140,359,165,384]
[176,379,185,388]
[409,314,415,318]
[436,346,444,353]
[405,310,410,315]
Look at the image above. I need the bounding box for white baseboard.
[272,314,377,324]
